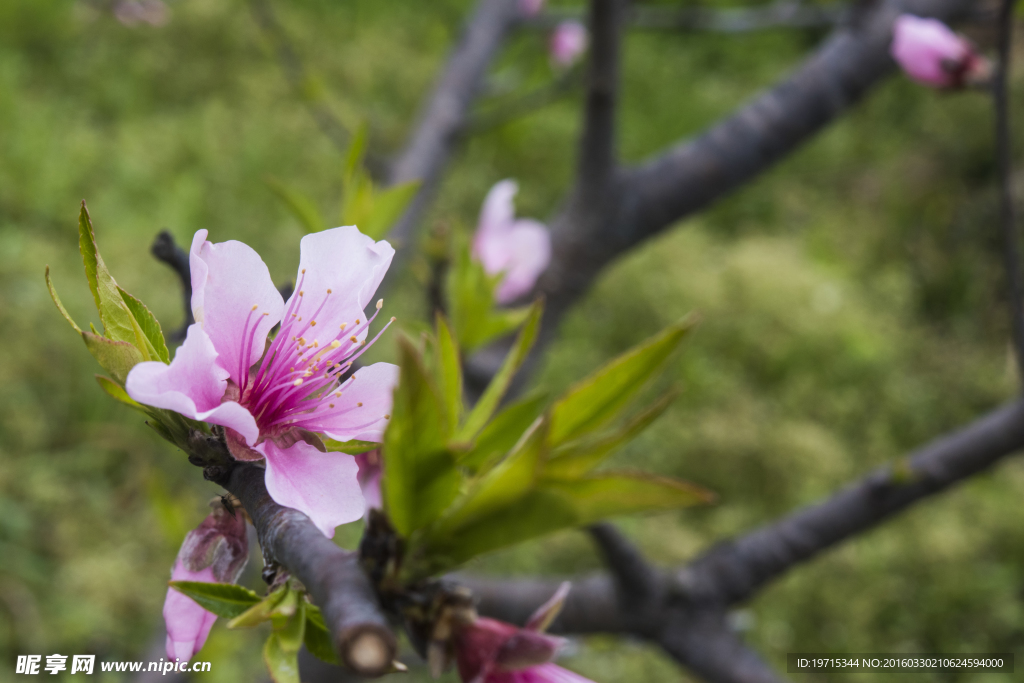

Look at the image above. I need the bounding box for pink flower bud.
[163,499,249,662]
[549,21,588,68]
[472,180,552,304]
[890,15,990,88]
[355,449,383,511]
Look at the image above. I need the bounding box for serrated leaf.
[304,605,339,665]
[266,177,325,234]
[119,286,169,362]
[360,181,420,240]
[435,314,463,434]
[78,202,138,346]
[544,391,676,479]
[383,336,461,536]
[455,391,547,472]
[82,331,144,384]
[227,586,288,629]
[549,317,695,446]
[45,266,82,334]
[95,375,144,410]
[168,581,261,619]
[455,300,543,444]
[413,472,711,577]
[322,438,380,455]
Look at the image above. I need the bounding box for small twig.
[587,523,660,608]
[577,0,625,194]
[150,230,193,342]
[993,0,1024,382]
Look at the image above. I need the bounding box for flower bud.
[890,15,990,89]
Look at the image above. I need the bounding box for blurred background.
[1,0,1023,681]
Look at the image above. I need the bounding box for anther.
[376,299,383,310]
[310,321,317,327]
[355,319,361,325]
[302,269,306,274]
[340,323,347,331]
[350,336,358,343]
[293,379,304,387]
[390,317,396,322]
[330,340,342,349]
[299,291,304,296]
[329,404,335,409]
[384,414,390,419]
[327,288,332,294]
[251,305,258,311]
[357,402,363,407]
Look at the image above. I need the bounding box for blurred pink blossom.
[519,0,545,17]
[890,15,989,88]
[164,499,248,662]
[453,583,593,683]
[114,0,169,27]
[549,21,588,68]
[355,449,383,511]
[473,180,551,304]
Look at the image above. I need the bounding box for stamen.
[376,299,383,310]
[330,340,342,349]
[293,379,303,386]
[340,323,347,331]
[251,305,258,311]
[384,414,390,419]
[357,402,363,407]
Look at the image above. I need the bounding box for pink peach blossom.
[472,180,551,304]
[127,226,398,537]
[519,0,545,17]
[891,15,988,88]
[164,499,248,662]
[354,449,383,511]
[549,21,588,68]
[453,583,594,683]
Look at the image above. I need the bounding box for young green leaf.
[95,375,145,410]
[119,287,169,363]
[227,585,289,629]
[266,178,325,234]
[304,606,340,665]
[383,336,461,536]
[544,391,676,479]
[435,313,463,433]
[82,332,144,385]
[168,581,262,619]
[322,439,380,455]
[455,299,543,443]
[45,266,82,334]
[77,202,139,346]
[360,181,420,240]
[456,391,547,472]
[549,316,695,446]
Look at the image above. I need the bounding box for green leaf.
[262,595,306,683]
[304,606,340,665]
[95,375,144,410]
[45,266,82,334]
[417,472,712,576]
[382,336,461,537]
[435,313,463,434]
[263,631,300,683]
[322,439,380,455]
[168,581,262,619]
[544,391,676,479]
[455,300,543,444]
[432,417,547,537]
[446,238,532,352]
[82,331,144,385]
[549,317,695,446]
[456,391,547,472]
[360,181,420,240]
[266,177,325,234]
[227,586,288,629]
[342,121,369,182]
[77,202,138,346]
[119,286,169,363]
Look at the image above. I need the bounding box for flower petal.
[164,563,218,662]
[260,439,365,538]
[286,226,394,338]
[891,15,969,87]
[494,219,550,304]
[190,229,284,385]
[297,362,399,442]
[477,180,518,236]
[126,325,259,444]
[514,663,596,683]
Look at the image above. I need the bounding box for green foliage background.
[0,0,1022,681]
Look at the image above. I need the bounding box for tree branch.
[577,0,626,195]
[386,0,523,254]
[223,463,397,676]
[150,231,192,343]
[993,0,1024,382]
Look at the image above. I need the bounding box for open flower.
[549,21,588,69]
[890,15,990,88]
[472,180,551,304]
[164,499,248,662]
[453,583,594,683]
[126,226,398,537]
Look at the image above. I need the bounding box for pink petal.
[550,21,588,68]
[891,15,970,87]
[190,229,284,386]
[297,362,399,442]
[260,439,365,538]
[477,180,519,238]
[519,0,544,17]
[285,227,394,339]
[355,451,383,511]
[164,563,218,662]
[494,220,551,304]
[125,325,260,445]
[525,582,571,632]
[512,663,596,683]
